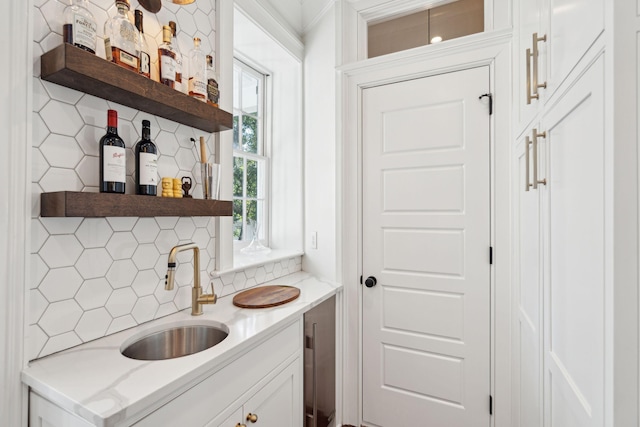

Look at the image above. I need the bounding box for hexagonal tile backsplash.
[29,0,302,360]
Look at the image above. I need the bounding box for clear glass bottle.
[206,54,219,107]
[135,120,158,196]
[100,110,126,194]
[188,38,207,101]
[104,0,139,73]
[157,25,176,88]
[63,0,97,54]
[134,10,151,79]
[168,21,184,93]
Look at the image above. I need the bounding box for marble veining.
[22,272,341,426]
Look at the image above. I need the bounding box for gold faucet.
[165,242,217,316]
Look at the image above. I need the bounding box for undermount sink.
[121,324,229,361]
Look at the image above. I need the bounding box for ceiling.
[262,0,334,35]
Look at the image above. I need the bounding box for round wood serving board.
[232,285,300,309]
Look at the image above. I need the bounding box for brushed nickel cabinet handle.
[246,413,258,423]
[532,33,547,98]
[526,48,535,104]
[525,136,532,192]
[532,128,547,189]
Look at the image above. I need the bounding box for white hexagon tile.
[28,0,301,360]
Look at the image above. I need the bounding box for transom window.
[233,60,268,244]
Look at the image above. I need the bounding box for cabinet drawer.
[133,319,302,426]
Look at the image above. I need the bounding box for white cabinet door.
[541,54,605,427]
[513,131,544,427]
[244,358,301,427]
[29,393,93,427]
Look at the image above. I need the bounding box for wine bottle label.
[139,152,158,186]
[207,80,219,104]
[139,51,151,76]
[160,55,176,81]
[73,13,97,52]
[116,48,138,69]
[175,56,183,90]
[103,145,126,183]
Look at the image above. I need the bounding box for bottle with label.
[135,120,158,196]
[168,21,184,93]
[104,0,139,73]
[158,25,176,88]
[206,54,219,107]
[188,38,207,101]
[63,0,97,54]
[134,10,151,79]
[100,110,126,194]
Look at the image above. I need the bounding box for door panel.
[543,55,605,427]
[362,66,491,427]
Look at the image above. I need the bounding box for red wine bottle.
[99,110,126,194]
[135,120,158,196]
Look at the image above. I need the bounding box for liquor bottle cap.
[169,21,177,35]
[142,119,150,127]
[206,55,213,66]
[193,37,201,47]
[107,110,118,127]
[116,0,130,8]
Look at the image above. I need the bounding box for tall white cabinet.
[512,0,609,425]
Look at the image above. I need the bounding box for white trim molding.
[338,32,513,426]
[1,0,32,426]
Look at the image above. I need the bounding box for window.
[233,60,268,245]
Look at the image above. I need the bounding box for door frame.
[337,31,513,426]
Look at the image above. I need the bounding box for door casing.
[338,31,513,427]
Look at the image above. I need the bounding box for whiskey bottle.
[188,38,207,101]
[158,25,176,88]
[100,110,126,194]
[104,0,139,73]
[135,120,158,196]
[206,55,219,107]
[168,21,184,93]
[134,10,151,79]
[63,0,97,54]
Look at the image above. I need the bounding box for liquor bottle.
[188,38,207,101]
[104,0,139,73]
[100,110,126,194]
[135,120,158,196]
[158,25,176,88]
[206,54,219,107]
[63,0,97,54]
[168,21,184,93]
[134,10,151,79]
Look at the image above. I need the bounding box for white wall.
[302,6,338,281]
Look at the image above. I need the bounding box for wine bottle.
[158,25,176,88]
[135,120,158,196]
[63,0,97,54]
[188,37,207,101]
[99,110,126,194]
[134,10,151,79]
[206,54,219,107]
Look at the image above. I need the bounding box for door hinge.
[490,246,493,264]
[360,275,363,285]
[490,395,493,415]
[479,93,493,115]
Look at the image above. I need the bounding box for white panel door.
[362,66,491,427]
[513,133,544,427]
[542,55,605,427]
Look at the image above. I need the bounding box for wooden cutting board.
[232,285,300,308]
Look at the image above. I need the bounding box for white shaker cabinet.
[513,54,605,427]
[514,0,604,134]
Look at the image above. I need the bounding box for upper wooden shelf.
[41,191,232,218]
[40,44,233,134]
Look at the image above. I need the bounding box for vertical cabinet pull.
[526,33,547,104]
[525,136,532,192]
[532,128,547,189]
[524,129,547,192]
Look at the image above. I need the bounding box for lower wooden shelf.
[40,191,232,218]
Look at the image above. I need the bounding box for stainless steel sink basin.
[121,324,229,361]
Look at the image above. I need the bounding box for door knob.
[246,413,258,423]
[364,276,377,288]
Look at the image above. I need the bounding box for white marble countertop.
[22,272,341,427]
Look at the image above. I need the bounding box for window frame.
[232,59,271,248]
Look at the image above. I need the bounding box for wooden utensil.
[232,285,301,308]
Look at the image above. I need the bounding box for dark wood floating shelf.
[40,44,233,134]
[41,191,232,218]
